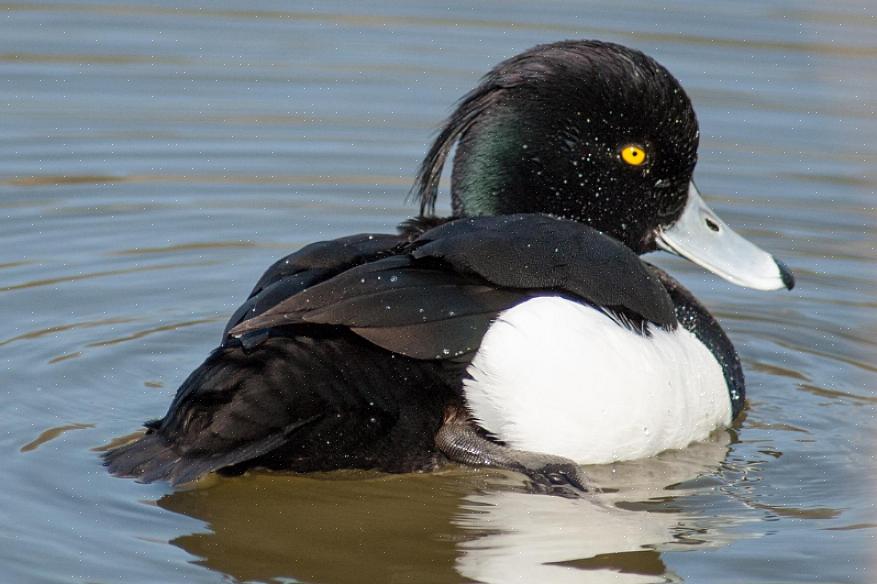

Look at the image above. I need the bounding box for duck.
[104,40,794,491]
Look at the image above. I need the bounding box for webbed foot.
[525,461,590,494]
[435,414,592,496]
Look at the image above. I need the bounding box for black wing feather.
[229,255,528,360]
[352,314,493,360]
[232,256,524,329]
[228,214,675,359]
[409,214,676,328]
[222,232,405,338]
[251,233,404,294]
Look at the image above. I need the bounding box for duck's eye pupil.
[620,145,647,166]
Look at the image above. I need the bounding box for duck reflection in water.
[158,432,751,584]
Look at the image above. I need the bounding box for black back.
[228,214,676,361]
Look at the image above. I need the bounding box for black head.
[412,40,699,254]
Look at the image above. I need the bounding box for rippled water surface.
[2,1,876,582]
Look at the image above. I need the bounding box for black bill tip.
[776,258,795,290]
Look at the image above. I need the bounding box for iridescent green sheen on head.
[411,40,699,254]
[451,110,523,216]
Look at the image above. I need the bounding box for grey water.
[1,1,875,582]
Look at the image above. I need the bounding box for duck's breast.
[463,296,731,463]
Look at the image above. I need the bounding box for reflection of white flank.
[464,296,731,463]
[454,435,749,584]
[458,492,673,584]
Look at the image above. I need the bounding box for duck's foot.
[435,418,591,497]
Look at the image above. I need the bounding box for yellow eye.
[620,144,647,166]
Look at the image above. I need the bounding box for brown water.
[2,1,876,583]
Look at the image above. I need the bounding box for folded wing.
[228,214,676,360]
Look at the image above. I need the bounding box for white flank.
[463,296,732,464]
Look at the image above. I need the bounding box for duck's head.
[413,40,794,291]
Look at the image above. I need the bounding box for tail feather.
[103,415,321,485]
[103,432,183,483]
[103,332,453,485]
[103,432,251,485]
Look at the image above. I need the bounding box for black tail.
[101,340,307,486]
[102,427,293,485]
[104,333,456,485]
[103,432,183,484]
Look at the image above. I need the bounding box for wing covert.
[225,214,677,360]
[410,214,676,327]
[222,233,404,338]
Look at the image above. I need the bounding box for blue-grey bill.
[656,182,795,291]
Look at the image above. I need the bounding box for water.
[2,1,875,582]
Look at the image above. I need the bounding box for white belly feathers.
[463,296,732,464]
